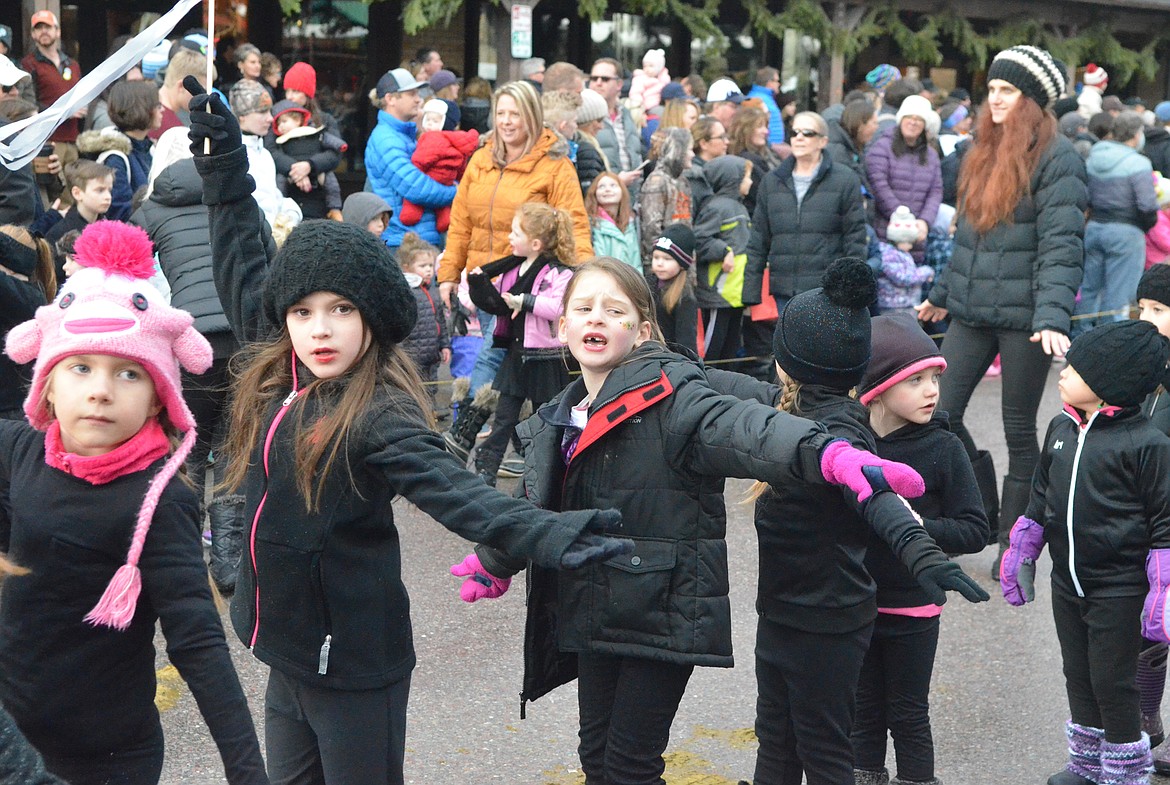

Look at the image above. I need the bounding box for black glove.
[915,560,991,605]
[184,75,242,158]
[560,509,633,569]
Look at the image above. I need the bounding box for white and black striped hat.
[987,46,1064,110]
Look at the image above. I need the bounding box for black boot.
[209,494,246,596]
[475,446,503,488]
[993,475,1033,580]
[1139,642,1168,748]
[442,384,498,462]
[969,450,999,547]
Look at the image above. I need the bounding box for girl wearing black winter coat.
[851,312,990,785]
[454,258,984,785]
[750,260,988,785]
[185,80,632,785]
[917,46,1088,574]
[0,227,55,421]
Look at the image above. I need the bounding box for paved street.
[156,363,1169,784]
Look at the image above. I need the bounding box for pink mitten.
[819,439,926,502]
[450,553,511,603]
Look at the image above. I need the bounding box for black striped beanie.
[987,46,1064,110]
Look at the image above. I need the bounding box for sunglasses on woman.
[791,129,823,138]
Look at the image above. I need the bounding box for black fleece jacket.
[866,413,989,608]
[196,143,610,691]
[0,422,267,783]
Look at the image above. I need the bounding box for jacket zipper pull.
[318,634,332,675]
[283,389,299,406]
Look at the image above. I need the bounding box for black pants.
[265,668,411,785]
[937,322,1051,518]
[851,614,941,781]
[182,355,233,508]
[1051,590,1145,743]
[43,724,164,785]
[476,389,553,473]
[753,616,873,785]
[577,652,694,785]
[700,308,743,365]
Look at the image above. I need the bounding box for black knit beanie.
[1065,320,1170,408]
[986,46,1064,110]
[858,311,946,405]
[263,219,417,345]
[772,257,876,389]
[653,223,695,270]
[1137,264,1170,308]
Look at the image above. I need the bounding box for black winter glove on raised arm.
[184,75,242,158]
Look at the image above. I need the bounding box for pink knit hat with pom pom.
[5,220,212,630]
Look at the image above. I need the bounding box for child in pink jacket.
[1146,173,1170,269]
[629,49,671,112]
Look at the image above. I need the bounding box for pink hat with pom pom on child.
[5,220,212,630]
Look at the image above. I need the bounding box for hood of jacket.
[148,158,204,208]
[704,155,748,197]
[1087,139,1146,178]
[77,127,132,157]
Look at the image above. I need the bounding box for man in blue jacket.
[364,67,457,255]
[746,67,786,152]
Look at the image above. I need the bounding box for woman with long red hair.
[917,45,1087,577]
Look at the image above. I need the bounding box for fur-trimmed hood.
[77,127,132,157]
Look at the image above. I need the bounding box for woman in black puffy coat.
[917,46,1087,574]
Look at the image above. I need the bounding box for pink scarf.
[44,418,170,485]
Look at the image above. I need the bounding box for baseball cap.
[31,10,58,27]
[1156,101,1170,124]
[0,25,12,49]
[0,55,30,88]
[706,78,745,104]
[428,69,458,93]
[376,68,424,97]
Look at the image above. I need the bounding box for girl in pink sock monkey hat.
[0,221,269,785]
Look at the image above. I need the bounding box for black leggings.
[1052,590,1145,743]
[182,355,233,508]
[851,614,941,781]
[937,321,1051,519]
[700,308,743,365]
[753,616,873,785]
[577,652,694,785]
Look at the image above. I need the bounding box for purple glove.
[1000,516,1045,606]
[450,553,511,603]
[819,439,925,502]
[1143,549,1170,642]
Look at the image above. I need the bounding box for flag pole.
[204,0,214,154]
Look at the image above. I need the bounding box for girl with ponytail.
[465,201,576,484]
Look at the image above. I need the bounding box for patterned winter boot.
[1099,734,1153,785]
[853,769,890,785]
[442,384,498,462]
[890,778,941,785]
[1048,721,1104,785]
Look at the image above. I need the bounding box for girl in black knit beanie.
[750,258,988,785]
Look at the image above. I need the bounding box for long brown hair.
[563,257,665,344]
[658,264,691,313]
[729,106,768,155]
[958,97,1056,234]
[584,173,633,232]
[517,202,578,265]
[219,330,432,512]
[0,225,56,301]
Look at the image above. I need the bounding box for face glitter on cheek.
[621,321,634,331]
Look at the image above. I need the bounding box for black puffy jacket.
[1145,388,1170,437]
[131,159,236,358]
[1027,406,1170,598]
[478,345,834,709]
[743,154,868,304]
[927,135,1087,334]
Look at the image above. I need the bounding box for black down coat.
[927,135,1087,335]
[742,153,868,304]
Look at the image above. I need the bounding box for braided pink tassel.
[85,428,198,630]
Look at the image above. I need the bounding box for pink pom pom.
[84,563,142,630]
[72,221,157,281]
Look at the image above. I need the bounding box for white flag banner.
[0,0,202,170]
